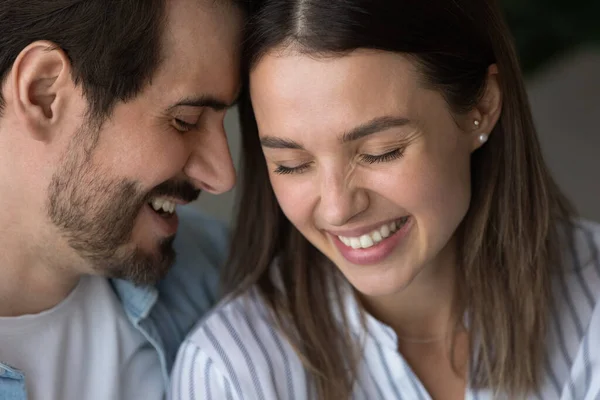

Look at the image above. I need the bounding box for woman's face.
[250,49,485,297]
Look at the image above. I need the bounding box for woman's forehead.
[249,50,437,137]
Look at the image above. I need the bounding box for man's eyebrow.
[341,116,411,143]
[168,95,236,112]
[260,136,304,150]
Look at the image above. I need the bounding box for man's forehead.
[152,0,242,108]
[162,0,243,46]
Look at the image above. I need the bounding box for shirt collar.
[339,282,398,350]
[110,278,158,324]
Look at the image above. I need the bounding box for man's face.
[46,0,242,284]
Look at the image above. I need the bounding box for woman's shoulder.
[185,259,293,350]
[554,218,600,314]
[557,219,600,301]
[568,218,600,269]
[184,287,288,367]
[186,288,271,343]
[174,287,310,400]
[542,218,600,397]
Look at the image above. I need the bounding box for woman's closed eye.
[359,148,404,164]
[272,148,404,175]
[273,162,313,175]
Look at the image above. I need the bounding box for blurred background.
[194,0,600,224]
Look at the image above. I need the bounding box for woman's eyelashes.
[272,147,405,175]
[274,163,312,175]
[359,148,404,164]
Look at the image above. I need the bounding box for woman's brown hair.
[224,0,574,398]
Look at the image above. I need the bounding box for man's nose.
[183,123,236,194]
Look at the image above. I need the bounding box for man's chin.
[98,236,177,286]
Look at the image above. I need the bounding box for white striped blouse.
[170,220,600,400]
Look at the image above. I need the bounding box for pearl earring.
[479,134,489,144]
[474,120,481,127]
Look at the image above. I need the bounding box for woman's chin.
[342,264,418,299]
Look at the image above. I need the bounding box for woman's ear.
[468,64,503,151]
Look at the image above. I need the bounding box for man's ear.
[9,41,76,142]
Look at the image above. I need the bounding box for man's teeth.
[150,197,176,214]
[338,217,408,249]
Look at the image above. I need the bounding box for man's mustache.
[147,180,201,203]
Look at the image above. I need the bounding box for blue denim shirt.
[0,206,227,400]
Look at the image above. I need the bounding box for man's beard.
[46,125,198,285]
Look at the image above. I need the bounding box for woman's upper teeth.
[150,197,176,214]
[338,218,407,249]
